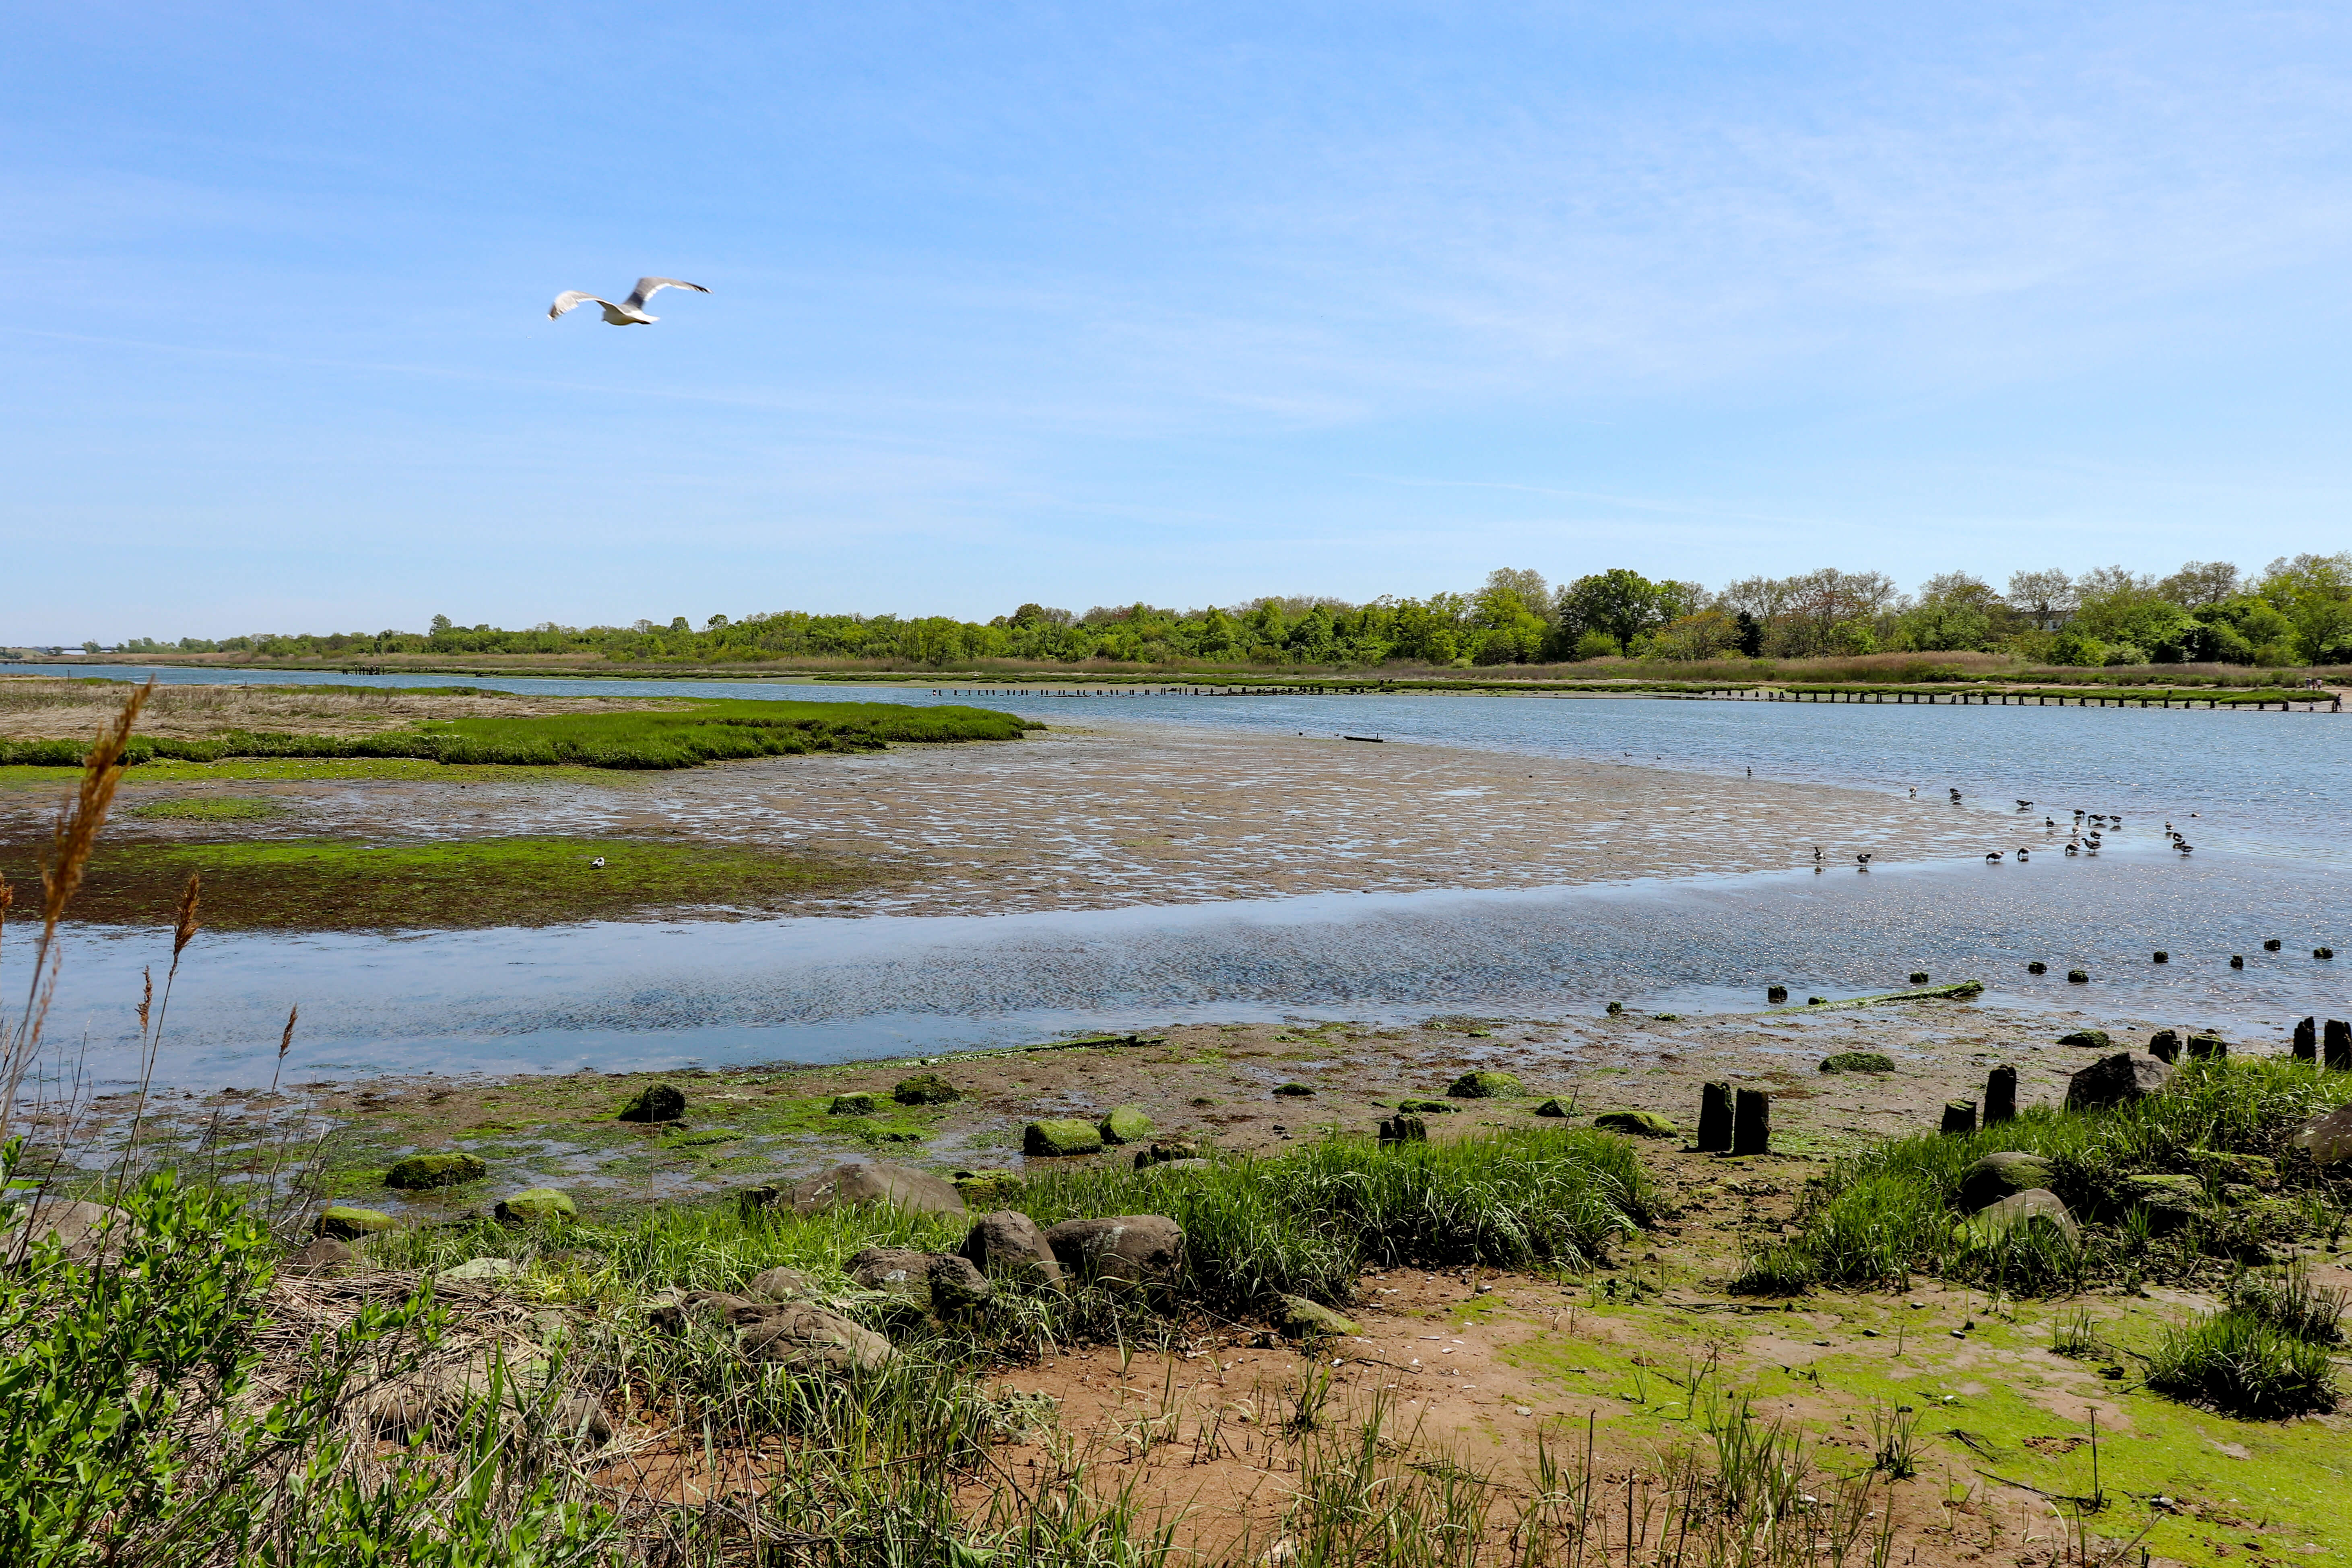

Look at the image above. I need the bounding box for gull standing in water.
[549,277,710,325]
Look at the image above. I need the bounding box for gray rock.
[285,1235,355,1274]
[771,1162,966,1217]
[2293,1103,2352,1166]
[738,1301,896,1374]
[2064,1052,2172,1111]
[1533,1098,1572,1117]
[848,1246,939,1308]
[960,1209,1064,1287]
[1044,1215,1185,1289]
[438,1256,522,1285]
[1275,1294,1361,1339]
[3,1199,132,1267]
[550,1393,613,1444]
[615,1083,686,1122]
[1965,1188,2080,1249]
[926,1254,995,1316]
[745,1265,815,1302]
[1958,1151,2055,1209]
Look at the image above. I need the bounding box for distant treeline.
[90,552,2352,671]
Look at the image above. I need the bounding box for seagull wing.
[623,277,710,310]
[550,291,611,320]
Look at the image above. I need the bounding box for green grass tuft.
[2145,1308,2341,1418]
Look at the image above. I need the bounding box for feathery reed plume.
[3,680,152,1142]
[137,967,152,1040]
[269,1004,298,1093]
[172,872,201,959]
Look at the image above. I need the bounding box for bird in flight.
[549,277,710,326]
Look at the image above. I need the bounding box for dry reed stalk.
[2,679,153,1142]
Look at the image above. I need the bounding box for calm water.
[19,665,2350,1088]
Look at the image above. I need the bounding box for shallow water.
[33,848,2350,1092]
[19,665,2349,1090]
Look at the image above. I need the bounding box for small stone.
[1025,1118,1104,1157]
[1275,1294,1361,1339]
[1593,1110,1676,1138]
[384,1153,487,1191]
[2057,1030,2112,1049]
[1272,1083,1316,1098]
[848,1246,942,1310]
[2152,951,2168,964]
[317,1205,396,1239]
[2291,1103,2352,1166]
[892,1073,960,1105]
[494,1188,577,1226]
[1533,1098,1572,1117]
[1396,1099,1459,1113]
[1606,1001,1624,1015]
[1098,1105,1155,1144]
[1447,1070,1523,1099]
[615,1083,686,1122]
[829,1092,879,1116]
[738,1302,896,1374]
[2115,1173,2205,1227]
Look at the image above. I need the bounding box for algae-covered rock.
[951,1168,1022,1205]
[2058,1030,2112,1049]
[1593,1111,1676,1138]
[1957,1151,2054,1209]
[1533,1099,1572,1117]
[1273,1083,1316,1098]
[1397,1099,1460,1114]
[829,1092,879,1116]
[2115,1172,2206,1226]
[495,1188,577,1226]
[1818,1052,1896,1074]
[1099,1104,1155,1144]
[318,1205,396,1239]
[615,1083,686,1123]
[1446,1071,1523,1100]
[1025,1119,1104,1157]
[1276,1294,1361,1339]
[384,1153,487,1191]
[439,1256,522,1285]
[892,1073,961,1106]
[1962,1189,2080,1250]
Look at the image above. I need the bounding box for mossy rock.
[1533,1098,1572,1117]
[318,1205,395,1239]
[951,1168,1022,1205]
[1957,1151,2054,1209]
[1818,1052,1896,1075]
[2114,1173,2207,1227]
[2057,1029,2112,1049]
[1024,1119,1103,1157]
[1446,1071,1523,1099]
[1275,1294,1361,1339]
[1098,1104,1155,1144]
[893,1073,960,1106]
[384,1153,487,1191]
[1273,1082,1316,1097]
[494,1188,577,1226]
[829,1093,880,1116]
[1593,1110,1676,1138]
[615,1083,686,1123]
[1397,1099,1460,1114]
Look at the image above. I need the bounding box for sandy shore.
[29,719,2034,920]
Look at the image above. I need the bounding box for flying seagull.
[549,277,710,326]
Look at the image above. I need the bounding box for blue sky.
[7,2,2352,642]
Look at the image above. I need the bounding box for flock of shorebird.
[1818,794,2202,869]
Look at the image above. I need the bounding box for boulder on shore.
[756,1161,966,1218]
[2115,1173,2205,1228]
[2064,1052,2172,1112]
[1447,1071,1524,1099]
[2057,1030,2112,1050]
[1818,1052,1896,1075]
[1099,1105,1155,1144]
[739,1302,896,1374]
[1044,1215,1185,1288]
[848,1246,995,1316]
[1025,1119,1104,1157]
[951,1168,1022,1206]
[829,1093,879,1116]
[317,1205,396,1240]
[385,1153,487,1191]
[1957,1151,2054,1209]
[1133,1137,1204,1169]
[1963,1189,2080,1250]
[2292,1103,2352,1166]
[745,1265,815,1302]
[960,1210,1065,1287]
[1593,1111,1676,1138]
[494,1188,577,1226]
[615,1083,686,1123]
[892,1073,961,1106]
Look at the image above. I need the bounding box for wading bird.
[549,276,710,325]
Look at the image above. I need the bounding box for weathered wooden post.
[2326,1019,2352,1072]
[1984,1065,2017,1124]
[1698,1082,1734,1153]
[1940,1100,1978,1135]
[2293,1017,2317,1060]
[1732,1089,1771,1155]
[2148,1030,2181,1063]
